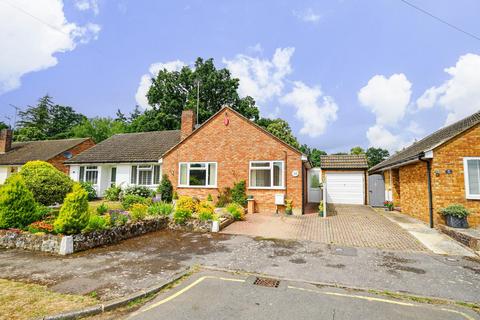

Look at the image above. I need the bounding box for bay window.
[249,161,284,189]
[464,157,480,199]
[79,166,98,185]
[178,162,217,187]
[130,164,161,186]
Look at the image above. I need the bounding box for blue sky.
[1,0,480,153]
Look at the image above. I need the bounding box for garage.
[326,171,365,204]
[319,155,368,205]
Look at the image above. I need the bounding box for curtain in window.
[208,163,216,186]
[179,163,188,185]
[467,159,480,195]
[131,166,137,184]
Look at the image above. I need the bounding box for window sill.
[177,185,218,189]
[466,195,480,200]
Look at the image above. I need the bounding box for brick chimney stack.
[181,109,196,140]
[0,129,12,154]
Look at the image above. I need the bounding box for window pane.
[179,164,188,185]
[273,162,283,187]
[138,170,152,185]
[208,163,216,186]
[79,166,85,182]
[190,167,207,186]
[251,169,271,187]
[153,165,160,184]
[85,170,98,184]
[190,163,206,169]
[468,159,480,195]
[111,167,117,186]
[131,166,137,184]
[251,162,270,168]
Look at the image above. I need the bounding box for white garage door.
[326,172,365,205]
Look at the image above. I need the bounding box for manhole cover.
[253,277,280,288]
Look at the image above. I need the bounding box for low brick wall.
[0,230,63,254]
[72,217,169,252]
[438,225,480,251]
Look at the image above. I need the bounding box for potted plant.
[384,201,394,211]
[440,204,469,228]
[285,199,293,215]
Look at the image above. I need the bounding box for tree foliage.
[365,147,390,168]
[256,118,301,149]
[19,161,74,206]
[71,117,127,143]
[15,95,85,141]
[0,174,38,229]
[131,58,260,132]
[350,146,365,155]
[300,145,327,167]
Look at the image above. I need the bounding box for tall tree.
[257,118,300,149]
[71,117,127,143]
[132,57,260,132]
[366,147,390,168]
[300,145,327,167]
[0,121,8,130]
[15,95,85,141]
[350,146,365,155]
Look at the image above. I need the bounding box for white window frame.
[130,164,161,186]
[463,157,480,200]
[248,160,285,190]
[178,162,217,188]
[80,165,99,185]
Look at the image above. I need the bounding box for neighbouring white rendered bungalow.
[65,130,181,195]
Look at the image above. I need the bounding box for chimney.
[0,129,12,154]
[181,109,196,140]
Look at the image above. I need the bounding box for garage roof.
[320,155,368,169]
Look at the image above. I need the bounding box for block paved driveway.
[221,204,427,252]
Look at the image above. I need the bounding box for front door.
[368,174,385,207]
[308,168,322,203]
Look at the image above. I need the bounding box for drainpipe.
[419,153,434,228]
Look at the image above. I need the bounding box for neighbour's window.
[110,167,117,187]
[464,158,480,199]
[178,162,217,187]
[130,164,161,186]
[249,161,284,189]
[79,166,98,184]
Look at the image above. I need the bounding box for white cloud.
[416,53,480,124]
[135,60,186,109]
[293,8,321,23]
[366,124,408,151]
[0,0,100,95]
[74,0,99,15]
[280,81,338,138]
[358,73,412,152]
[358,73,412,125]
[222,47,295,103]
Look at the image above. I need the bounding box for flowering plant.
[384,201,394,211]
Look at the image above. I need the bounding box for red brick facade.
[47,139,95,174]
[384,124,480,227]
[162,108,306,214]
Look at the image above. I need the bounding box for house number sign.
[292,170,299,177]
[445,169,453,174]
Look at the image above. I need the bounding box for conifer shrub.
[53,184,90,234]
[0,174,38,229]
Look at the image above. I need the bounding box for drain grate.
[253,277,280,288]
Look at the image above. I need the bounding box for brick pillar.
[0,129,12,154]
[181,110,196,140]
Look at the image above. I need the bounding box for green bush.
[176,196,198,213]
[0,174,38,229]
[285,199,293,215]
[440,204,470,218]
[173,191,179,200]
[83,214,108,233]
[96,202,108,215]
[54,184,90,234]
[19,161,73,206]
[122,194,146,210]
[104,185,122,201]
[216,187,231,207]
[148,202,174,216]
[226,203,245,221]
[207,194,213,202]
[198,208,215,221]
[157,174,173,202]
[174,208,192,224]
[80,182,97,201]
[231,180,247,206]
[121,185,154,198]
[130,203,148,221]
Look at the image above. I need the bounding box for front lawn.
[89,200,123,211]
[0,278,97,320]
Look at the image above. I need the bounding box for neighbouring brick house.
[0,129,95,183]
[66,106,312,214]
[370,111,480,227]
